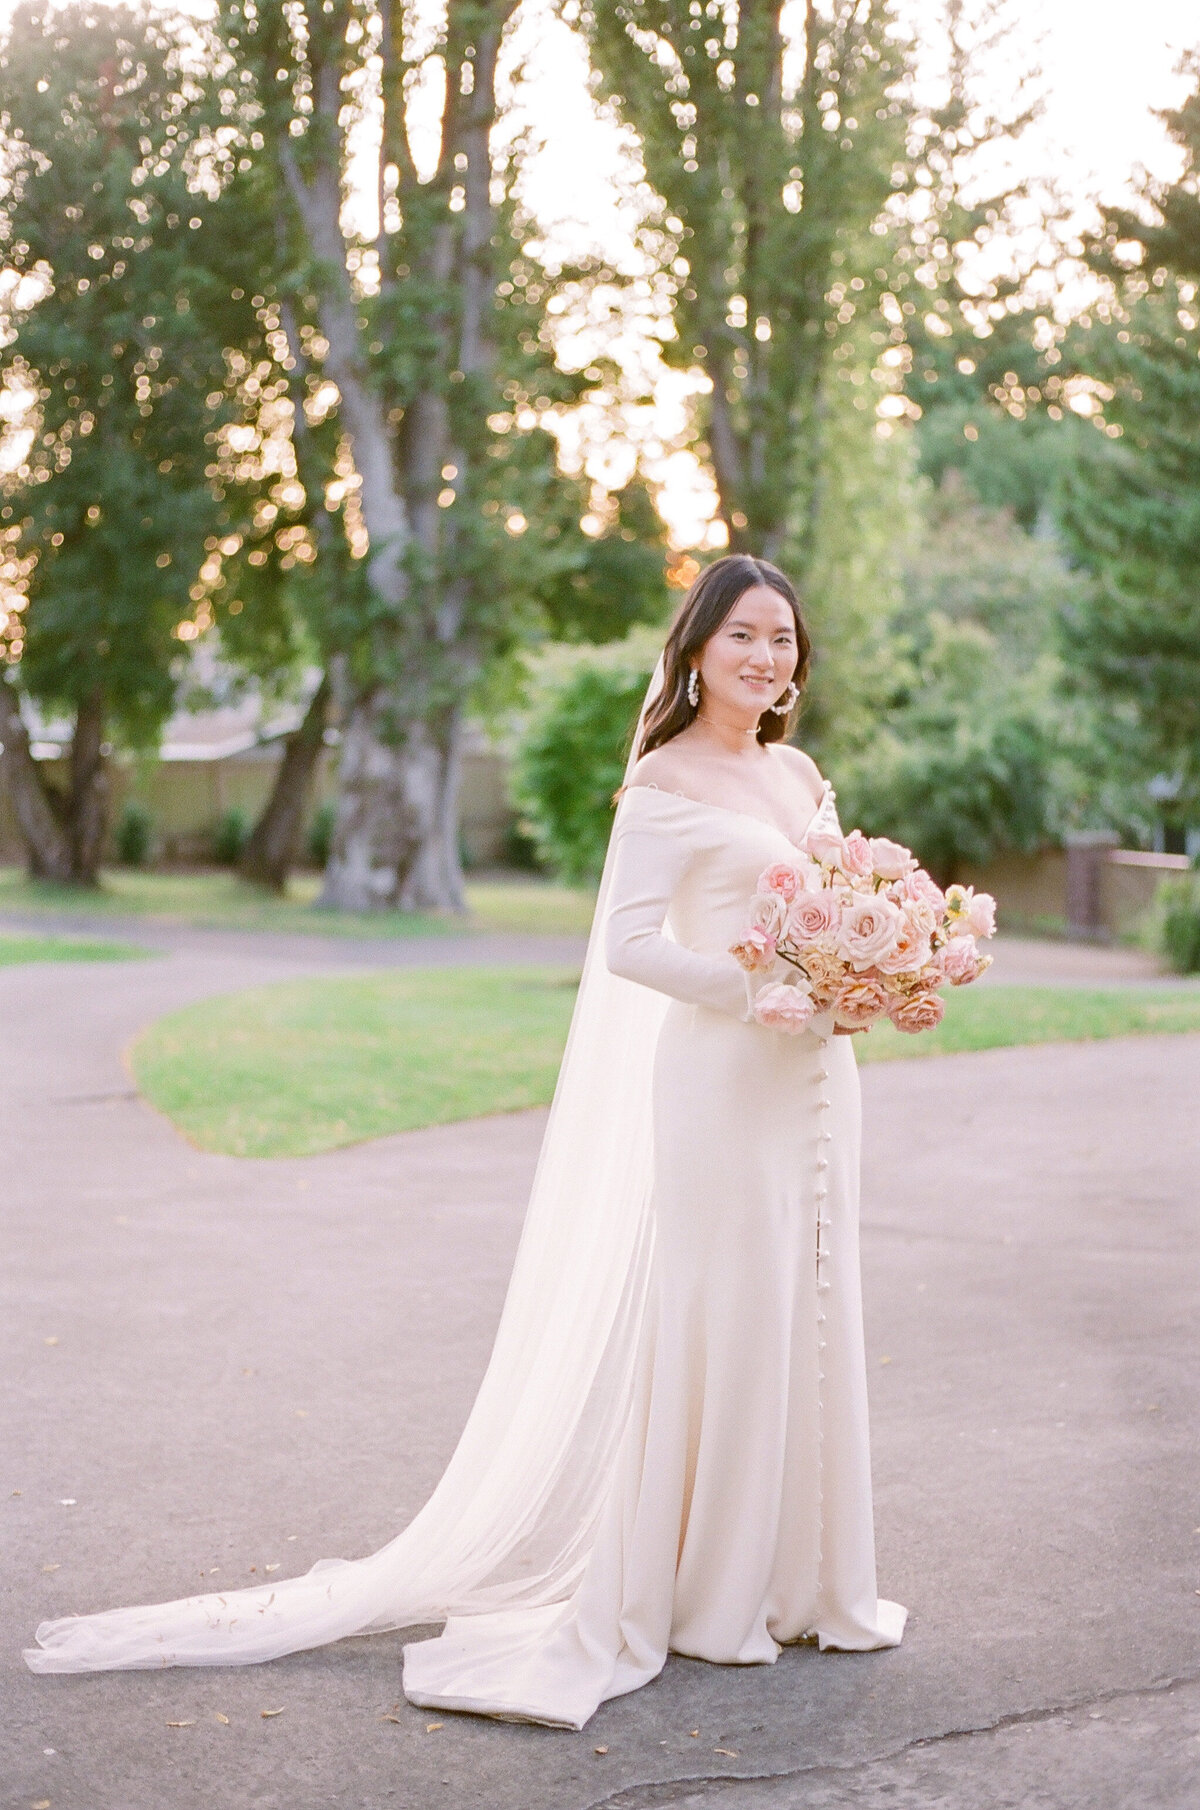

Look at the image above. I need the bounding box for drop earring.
[687,668,700,708]
[769,681,800,715]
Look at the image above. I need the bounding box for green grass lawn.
[132,972,1200,1160]
[0,865,596,940]
[0,932,147,966]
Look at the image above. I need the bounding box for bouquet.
[730,826,996,1037]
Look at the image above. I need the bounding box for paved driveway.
[2,933,1198,1810]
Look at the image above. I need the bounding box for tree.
[1056,55,1200,818]
[583,0,911,567]
[0,2,230,883]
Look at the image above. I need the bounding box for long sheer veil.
[26,657,671,1673]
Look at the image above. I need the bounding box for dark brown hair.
[637,554,811,759]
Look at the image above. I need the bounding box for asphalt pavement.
[2,928,1198,1810]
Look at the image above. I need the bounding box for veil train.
[26,659,670,1674]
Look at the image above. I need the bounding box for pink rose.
[966,889,997,939]
[757,861,805,902]
[875,905,933,976]
[937,933,991,987]
[748,891,789,942]
[753,979,816,1035]
[902,868,946,915]
[730,926,777,972]
[836,892,903,971]
[840,828,875,881]
[801,826,846,868]
[833,975,890,1029]
[787,891,842,949]
[868,835,915,881]
[889,989,946,1034]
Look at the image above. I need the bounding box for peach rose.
[833,975,891,1029]
[787,890,842,949]
[748,890,789,942]
[868,835,916,881]
[836,892,903,971]
[840,828,875,881]
[889,989,946,1034]
[757,861,805,902]
[753,979,816,1035]
[966,889,997,939]
[730,926,777,972]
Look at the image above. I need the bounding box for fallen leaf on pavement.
[380,1714,402,1724]
[425,1722,443,1733]
[260,1708,284,1719]
[41,1564,60,1574]
[44,1337,59,1347]
[166,1720,195,1728]
[214,1713,229,1725]
[593,1745,608,1754]
[714,1748,739,1758]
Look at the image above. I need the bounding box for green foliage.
[0,3,231,739]
[831,477,1095,876]
[1055,292,1200,810]
[115,798,155,867]
[1157,876,1200,974]
[213,806,249,865]
[511,627,662,884]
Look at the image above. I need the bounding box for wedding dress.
[402,782,905,1725]
[25,672,905,1729]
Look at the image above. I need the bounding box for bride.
[26,553,906,1729]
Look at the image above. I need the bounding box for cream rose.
[868,835,915,881]
[753,979,816,1035]
[966,889,997,939]
[875,905,933,976]
[797,945,844,1009]
[802,826,845,868]
[836,892,903,971]
[748,890,789,942]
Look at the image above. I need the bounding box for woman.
[26,554,905,1728]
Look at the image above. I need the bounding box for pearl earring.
[687,668,700,707]
[769,681,799,716]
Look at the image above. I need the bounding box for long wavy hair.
[636,554,811,759]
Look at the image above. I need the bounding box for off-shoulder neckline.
[621,777,833,850]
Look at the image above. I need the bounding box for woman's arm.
[604,821,757,1020]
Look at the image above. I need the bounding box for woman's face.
[693,584,798,720]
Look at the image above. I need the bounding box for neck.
[694,711,763,754]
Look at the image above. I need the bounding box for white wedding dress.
[25,761,905,1729]
[402,781,905,1725]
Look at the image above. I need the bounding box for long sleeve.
[604,820,757,1021]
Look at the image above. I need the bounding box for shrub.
[307,799,336,868]
[1158,875,1200,974]
[511,627,662,884]
[115,798,155,867]
[213,805,249,865]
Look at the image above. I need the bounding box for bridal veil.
[26,659,672,1673]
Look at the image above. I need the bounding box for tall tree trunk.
[67,684,108,884]
[240,673,331,892]
[319,696,466,912]
[0,682,72,881]
[0,682,108,884]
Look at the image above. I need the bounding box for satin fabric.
[402,784,906,1727]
